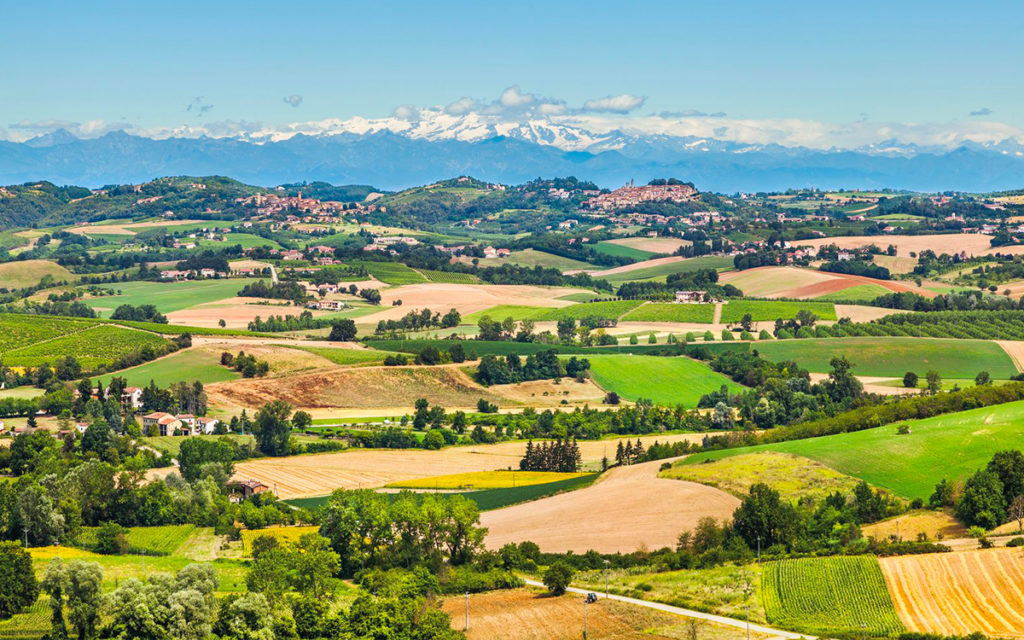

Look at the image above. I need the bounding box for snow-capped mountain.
[4,110,1024,192]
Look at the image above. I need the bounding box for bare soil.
[481,457,739,553]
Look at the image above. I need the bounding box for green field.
[349,261,427,285]
[813,284,891,302]
[602,256,735,286]
[682,399,1024,499]
[593,241,655,261]
[0,314,94,351]
[2,324,169,368]
[94,348,241,387]
[500,248,597,270]
[0,259,75,289]
[585,354,745,406]
[200,232,283,249]
[720,300,837,322]
[77,524,197,556]
[364,339,594,357]
[286,474,598,512]
[762,556,904,636]
[620,302,716,323]
[288,346,398,366]
[415,269,480,283]
[83,278,253,314]
[753,337,1017,378]
[463,300,642,324]
[388,470,586,490]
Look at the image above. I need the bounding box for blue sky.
[2,0,1021,145]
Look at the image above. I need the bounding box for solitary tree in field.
[926,370,942,395]
[253,400,293,456]
[1010,495,1024,533]
[543,561,574,596]
[902,371,918,388]
[975,370,992,386]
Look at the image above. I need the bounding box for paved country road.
[522,579,815,640]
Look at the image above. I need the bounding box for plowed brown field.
[481,457,739,553]
[880,548,1024,638]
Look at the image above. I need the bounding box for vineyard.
[761,556,905,636]
[0,313,94,351]
[77,524,197,555]
[621,302,716,323]
[1,324,170,368]
[416,268,480,284]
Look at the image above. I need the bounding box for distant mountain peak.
[24,128,80,148]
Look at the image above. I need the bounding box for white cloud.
[499,85,534,108]
[582,93,645,114]
[444,97,477,115]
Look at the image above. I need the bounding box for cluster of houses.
[584,181,699,212]
[141,411,220,436]
[237,191,350,217]
[362,236,420,253]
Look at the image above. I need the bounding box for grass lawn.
[83,278,253,314]
[387,470,586,490]
[462,300,642,324]
[681,399,1024,499]
[584,354,745,406]
[593,241,656,261]
[620,302,716,323]
[462,305,554,323]
[813,283,891,302]
[753,337,1017,378]
[662,452,863,502]
[94,348,241,387]
[720,299,836,322]
[574,564,764,623]
[140,434,256,457]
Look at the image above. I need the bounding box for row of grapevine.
[3,324,170,368]
[762,556,906,636]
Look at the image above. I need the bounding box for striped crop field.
[762,556,905,636]
[880,548,1024,638]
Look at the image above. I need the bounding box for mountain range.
[3,113,1024,192]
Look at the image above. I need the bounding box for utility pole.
[464,591,469,632]
[745,605,750,640]
[583,598,588,640]
[757,535,761,563]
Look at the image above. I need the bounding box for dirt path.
[808,372,917,396]
[712,303,723,324]
[996,341,1024,373]
[481,457,739,553]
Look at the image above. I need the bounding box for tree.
[732,483,798,549]
[975,370,992,386]
[292,411,313,431]
[543,561,574,595]
[902,371,918,388]
[81,419,112,458]
[824,356,862,402]
[289,534,341,598]
[925,369,942,395]
[41,559,68,640]
[94,521,129,554]
[64,561,102,640]
[956,469,1006,529]
[0,542,39,619]
[987,450,1024,505]
[556,318,576,343]
[327,319,357,341]
[178,437,236,483]
[1010,495,1024,533]
[253,401,292,456]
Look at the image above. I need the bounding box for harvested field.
[997,340,1024,372]
[487,377,607,406]
[832,303,900,322]
[797,234,997,258]
[166,297,334,329]
[206,364,505,413]
[604,236,692,254]
[880,548,1024,638]
[232,448,524,499]
[481,457,740,553]
[441,589,764,640]
[584,255,685,277]
[363,283,587,323]
[872,254,919,275]
[861,509,966,542]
